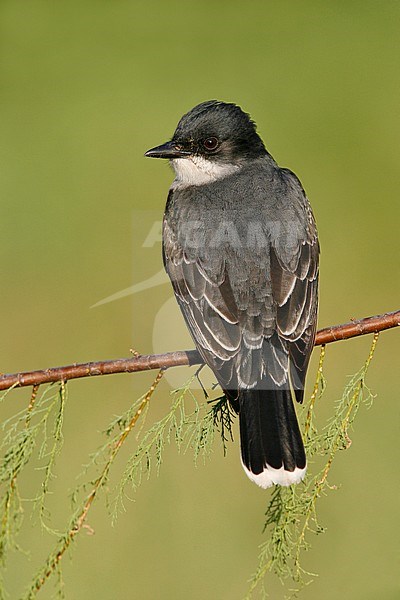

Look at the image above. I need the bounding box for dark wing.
[271,168,319,403]
[162,216,241,392]
[163,169,319,403]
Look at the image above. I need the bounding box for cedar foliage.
[0,335,379,598]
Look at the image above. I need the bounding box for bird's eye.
[203,137,219,151]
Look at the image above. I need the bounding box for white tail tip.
[241,459,307,489]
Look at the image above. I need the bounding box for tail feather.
[238,388,306,488]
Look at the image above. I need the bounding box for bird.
[145,100,319,488]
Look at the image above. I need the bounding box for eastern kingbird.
[145,100,319,488]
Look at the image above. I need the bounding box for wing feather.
[163,166,319,398]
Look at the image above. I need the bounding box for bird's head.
[145,100,267,186]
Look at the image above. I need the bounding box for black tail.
[238,388,306,488]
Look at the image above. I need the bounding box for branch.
[1,310,399,392]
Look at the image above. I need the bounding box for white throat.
[170,155,240,188]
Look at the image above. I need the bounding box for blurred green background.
[1,1,399,598]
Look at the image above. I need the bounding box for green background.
[1,1,399,598]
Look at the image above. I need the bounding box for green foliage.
[246,335,378,599]
[0,383,67,568]
[109,376,215,521]
[0,337,379,598]
[21,373,216,598]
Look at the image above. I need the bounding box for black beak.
[144,140,191,159]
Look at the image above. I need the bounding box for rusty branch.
[0,310,398,392]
